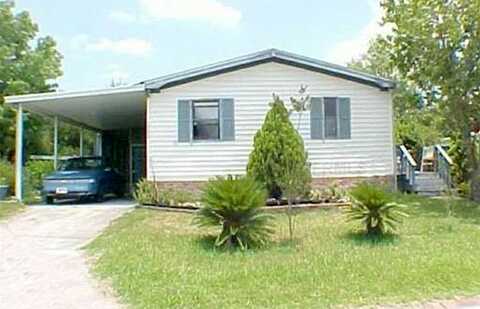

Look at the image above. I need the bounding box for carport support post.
[95,133,102,156]
[15,104,24,202]
[79,128,83,157]
[53,116,59,170]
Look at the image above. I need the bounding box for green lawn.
[87,195,480,308]
[0,202,24,220]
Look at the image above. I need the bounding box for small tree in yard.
[247,92,311,240]
[277,149,311,240]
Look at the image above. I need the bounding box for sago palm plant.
[194,176,273,250]
[345,183,408,236]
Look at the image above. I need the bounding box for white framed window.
[324,97,338,139]
[310,97,351,140]
[192,100,220,141]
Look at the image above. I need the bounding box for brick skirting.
[151,175,395,193]
[311,175,394,189]
[151,181,206,194]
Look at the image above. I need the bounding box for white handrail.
[399,145,417,167]
[435,145,453,165]
[30,155,76,161]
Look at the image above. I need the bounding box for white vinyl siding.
[147,62,394,181]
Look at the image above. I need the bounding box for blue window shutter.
[338,97,351,139]
[310,97,324,139]
[177,100,192,142]
[220,98,235,141]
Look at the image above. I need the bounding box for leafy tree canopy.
[381,0,480,181]
[349,36,443,152]
[0,0,63,159]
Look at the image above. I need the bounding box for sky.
[15,0,387,91]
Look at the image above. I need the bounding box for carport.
[5,85,147,202]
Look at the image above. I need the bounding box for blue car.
[42,157,125,204]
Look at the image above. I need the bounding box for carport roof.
[5,85,146,131]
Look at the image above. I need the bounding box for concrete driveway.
[0,199,134,309]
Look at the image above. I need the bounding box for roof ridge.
[139,48,395,91]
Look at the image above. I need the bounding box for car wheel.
[94,182,106,202]
[45,196,54,205]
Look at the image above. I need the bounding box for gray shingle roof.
[140,48,395,91]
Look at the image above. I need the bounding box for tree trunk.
[472,167,480,202]
[461,127,479,200]
[287,197,294,241]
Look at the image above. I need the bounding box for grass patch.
[0,202,24,220]
[87,195,480,308]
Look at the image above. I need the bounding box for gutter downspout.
[390,92,398,191]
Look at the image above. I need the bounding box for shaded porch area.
[5,86,147,202]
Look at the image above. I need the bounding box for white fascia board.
[275,53,393,89]
[4,85,145,105]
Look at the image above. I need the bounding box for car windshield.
[59,158,103,171]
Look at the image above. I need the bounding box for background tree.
[381,0,480,199]
[0,1,62,159]
[349,36,443,161]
